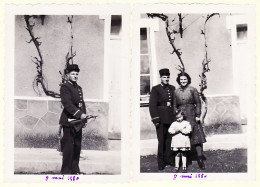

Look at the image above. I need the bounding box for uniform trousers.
[156,123,173,167]
[61,126,82,174]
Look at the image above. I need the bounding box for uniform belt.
[158,102,172,107]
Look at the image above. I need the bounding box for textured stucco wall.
[15,15,104,99]
[151,14,233,95]
[15,99,109,150]
[141,96,242,140]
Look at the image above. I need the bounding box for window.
[236,24,247,41]
[110,15,122,40]
[140,27,152,103]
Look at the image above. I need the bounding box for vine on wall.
[59,15,76,84]
[24,15,76,98]
[199,13,220,123]
[24,15,60,98]
[147,13,220,123]
[147,13,185,72]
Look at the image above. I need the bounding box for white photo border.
[4,4,130,183]
[132,3,256,181]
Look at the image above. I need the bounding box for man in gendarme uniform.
[149,68,176,170]
[59,64,87,174]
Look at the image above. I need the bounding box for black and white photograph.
[132,4,255,180]
[4,4,130,182]
[2,2,258,185]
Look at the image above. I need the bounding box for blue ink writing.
[52,175,64,180]
[68,176,79,181]
[45,175,79,181]
[195,173,207,178]
[172,173,207,180]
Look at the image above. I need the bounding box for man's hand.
[80,114,87,120]
[154,123,160,128]
[195,117,200,123]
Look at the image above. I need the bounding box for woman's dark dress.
[175,85,206,145]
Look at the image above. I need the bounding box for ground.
[140,149,247,173]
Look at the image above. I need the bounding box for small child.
[168,110,192,173]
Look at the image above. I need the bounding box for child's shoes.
[182,167,187,173]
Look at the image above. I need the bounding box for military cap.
[66,64,80,73]
[159,68,170,76]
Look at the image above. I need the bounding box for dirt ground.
[140,149,247,173]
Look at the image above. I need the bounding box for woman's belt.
[177,103,195,108]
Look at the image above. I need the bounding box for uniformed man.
[149,68,176,170]
[59,64,87,174]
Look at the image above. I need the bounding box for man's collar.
[161,83,169,89]
[68,80,77,87]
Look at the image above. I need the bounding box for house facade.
[138,13,253,139]
[14,15,125,150]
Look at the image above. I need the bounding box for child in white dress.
[168,110,192,173]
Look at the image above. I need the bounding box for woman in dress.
[175,72,206,170]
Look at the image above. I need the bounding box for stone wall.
[15,99,109,150]
[140,95,242,140]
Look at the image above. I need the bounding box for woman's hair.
[176,72,191,85]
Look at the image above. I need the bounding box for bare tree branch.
[199,13,220,123]
[147,13,185,72]
[60,15,76,84]
[178,13,184,38]
[24,15,60,98]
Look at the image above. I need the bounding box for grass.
[140,149,247,173]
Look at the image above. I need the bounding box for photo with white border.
[5,4,130,183]
[132,4,255,181]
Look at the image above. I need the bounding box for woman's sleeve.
[180,122,192,134]
[168,123,179,134]
[193,87,201,117]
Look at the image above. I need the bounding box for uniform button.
[169,96,171,98]
[169,99,171,101]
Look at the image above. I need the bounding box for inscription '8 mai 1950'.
[45,175,79,181]
[173,173,207,180]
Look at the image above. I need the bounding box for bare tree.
[147,13,220,123]
[147,13,185,72]
[24,15,60,98]
[199,13,220,123]
[25,15,77,97]
[59,15,77,84]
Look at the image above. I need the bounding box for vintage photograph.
[3,3,257,184]
[132,4,255,180]
[5,4,130,182]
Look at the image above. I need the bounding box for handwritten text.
[45,175,79,182]
[173,173,207,180]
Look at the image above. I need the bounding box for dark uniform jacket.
[59,81,86,127]
[149,84,176,124]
